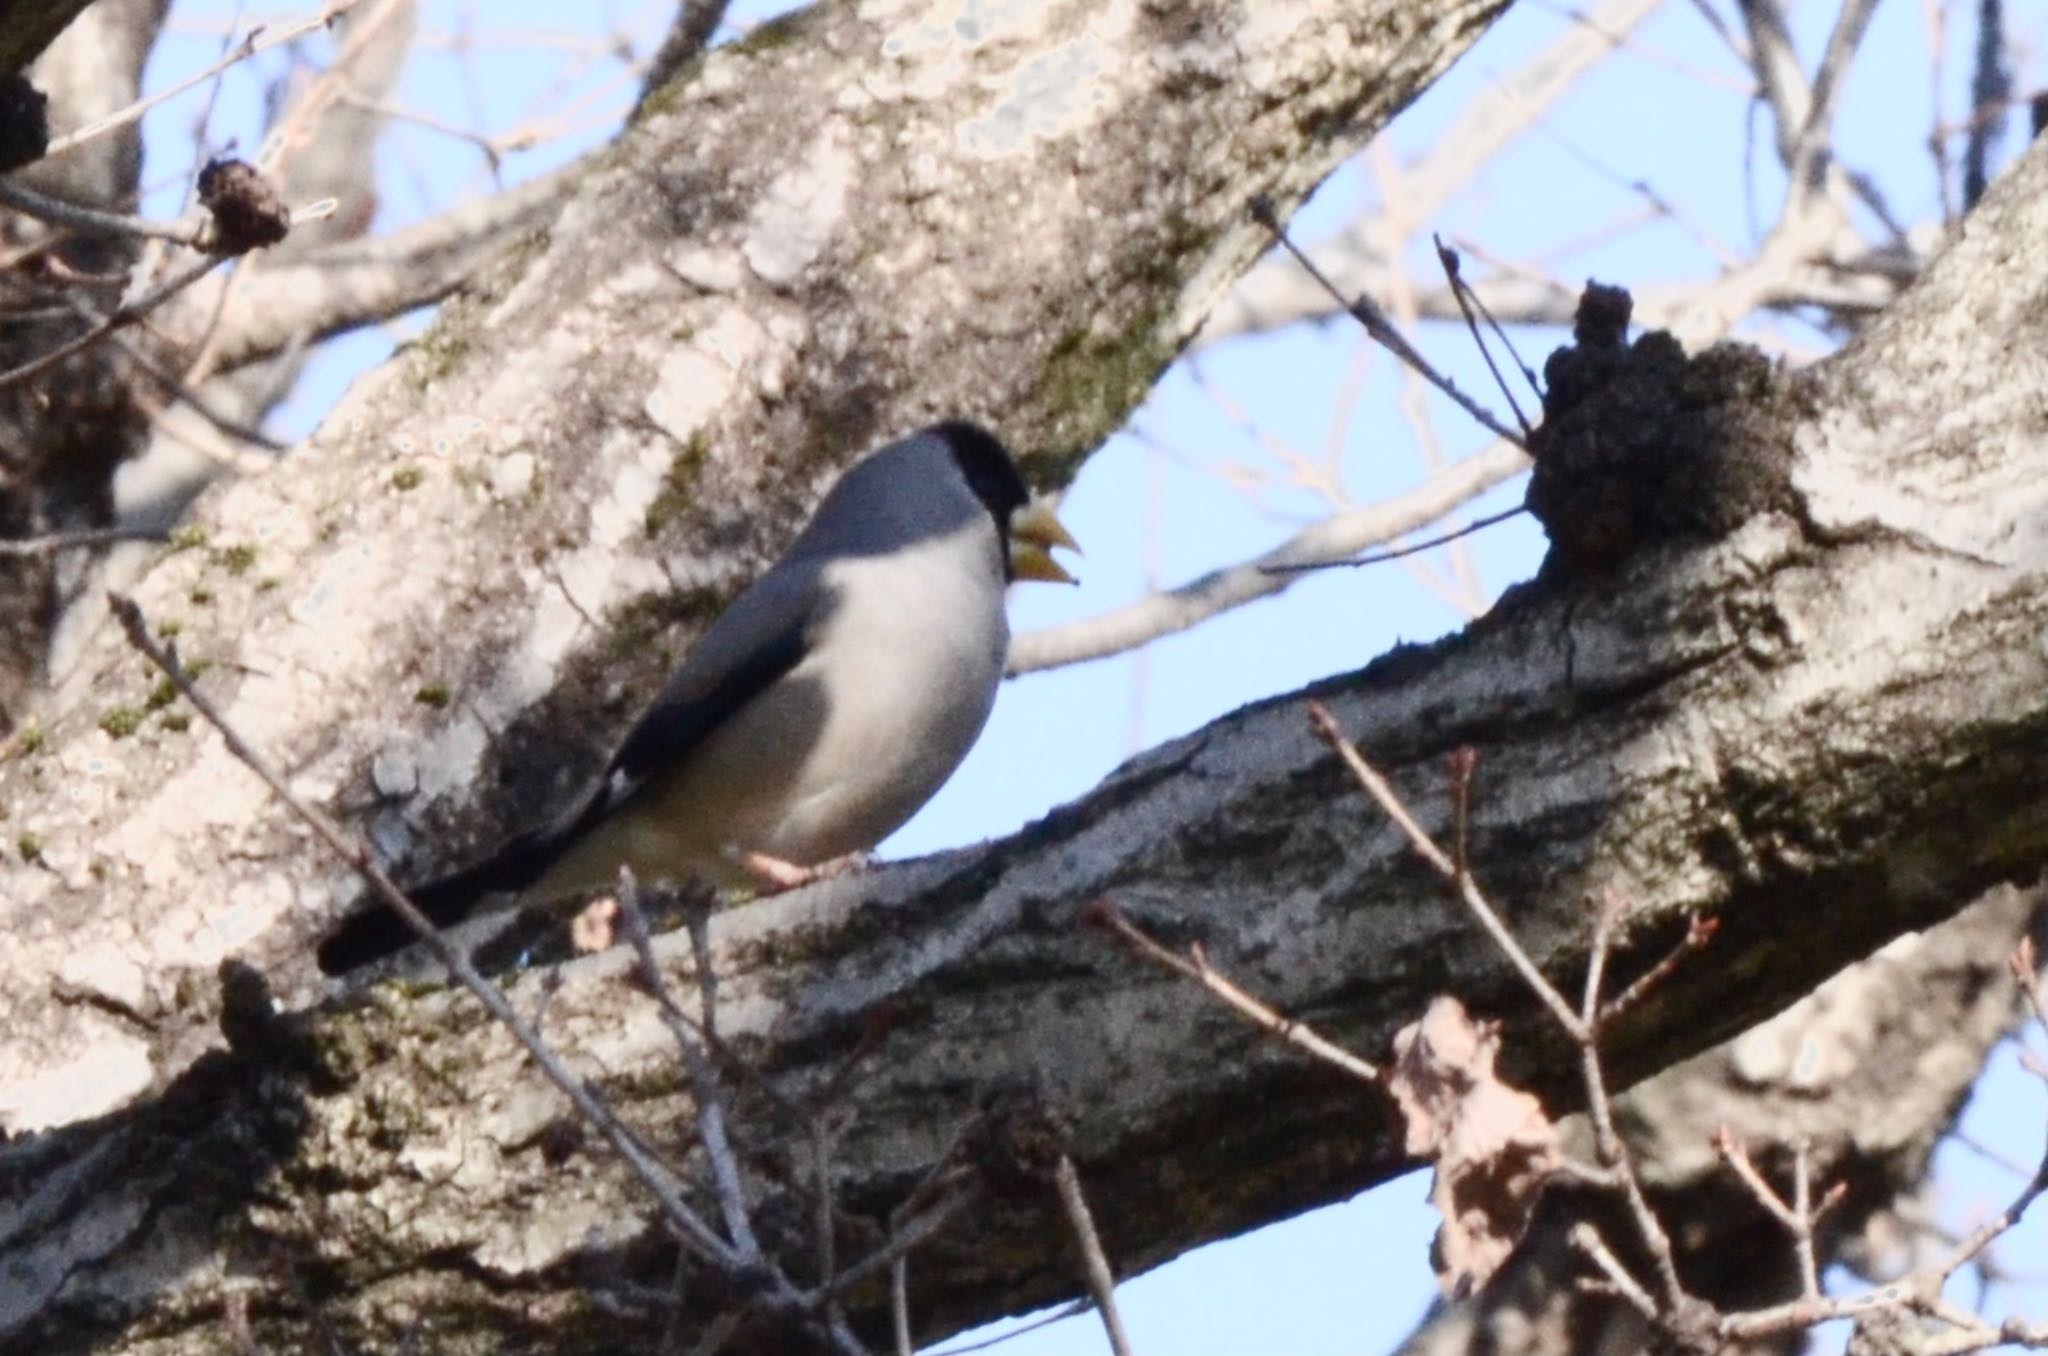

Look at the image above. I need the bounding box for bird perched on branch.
[318,420,1078,973]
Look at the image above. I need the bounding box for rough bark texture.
[45,0,420,685]
[3,4,2047,1355]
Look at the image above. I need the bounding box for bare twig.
[810,1119,838,1289]
[0,526,168,556]
[826,1184,984,1299]
[2009,936,2046,1033]
[1598,912,1719,1024]
[1054,1156,1133,1356]
[1940,1134,2048,1281]
[1433,236,1535,436]
[1259,504,1528,576]
[1962,0,2010,209]
[1574,900,1688,1309]
[43,3,365,161]
[1715,1129,1832,1298]
[0,180,207,246]
[1009,440,1529,674]
[925,1302,1096,1356]
[615,869,761,1262]
[110,331,291,454]
[641,0,734,111]
[0,255,223,392]
[1204,0,1664,344]
[1308,704,1710,1313]
[890,1258,913,1356]
[1568,1223,1659,1319]
[1090,900,1380,1083]
[1306,702,1586,1038]
[1449,747,1475,875]
[198,162,575,374]
[1250,197,1527,448]
[682,1312,743,1356]
[1789,0,1882,188]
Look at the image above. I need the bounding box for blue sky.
[131,1,2048,1351]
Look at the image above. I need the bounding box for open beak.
[1010,500,1081,584]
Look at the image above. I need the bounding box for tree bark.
[2,3,2046,1353]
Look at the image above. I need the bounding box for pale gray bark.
[1,4,2045,1354]
[47,0,423,683]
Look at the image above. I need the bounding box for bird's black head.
[931,419,1031,527]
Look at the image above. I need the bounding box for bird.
[316,420,1078,973]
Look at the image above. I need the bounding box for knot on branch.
[199,158,291,256]
[1528,283,1803,579]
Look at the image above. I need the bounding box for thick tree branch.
[1,9,2045,1354]
[0,0,95,79]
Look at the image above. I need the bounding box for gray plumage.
[319,421,1072,972]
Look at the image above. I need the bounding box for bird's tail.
[314,825,574,974]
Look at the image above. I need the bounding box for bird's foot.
[728,849,871,892]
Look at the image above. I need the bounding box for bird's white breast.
[607,518,1010,874]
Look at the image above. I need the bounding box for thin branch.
[1715,1126,1800,1227]
[0,255,223,393]
[823,1184,984,1300]
[1790,1144,1823,1299]
[682,1312,743,1356]
[109,332,291,454]
[1568,1223,1659,1319]
[1434,234,1539,431]
[0,526,168,557]
[615,869,762,1262]
[925,1302,1096,1356]
[1962,0,2010,209]
[0,180,207,246]
[1008,440,1529,674]
[1598,913,1719,1024]
[1089,900,1380,1083]
[1053,1156,1133,1356]
[1308,706,1714,1316]
[1735,0,1811,169]
[1306,702,1586,1038]
[42,3,366,162]
[2012,936,2048,1034]
[1939,1134,2048,1280]
[890,1258,912,1356]
[1788,0,1881,188]
[1259,504,1527,576]
[1573,900,1688,1309]
[1250,197,1527,448]
[640,0,734,111]
[1204,0,1664,344]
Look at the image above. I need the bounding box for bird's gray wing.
[562,559,830,836]
[316,564,827,973]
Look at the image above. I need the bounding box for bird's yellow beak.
[1010,501,1081,584]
